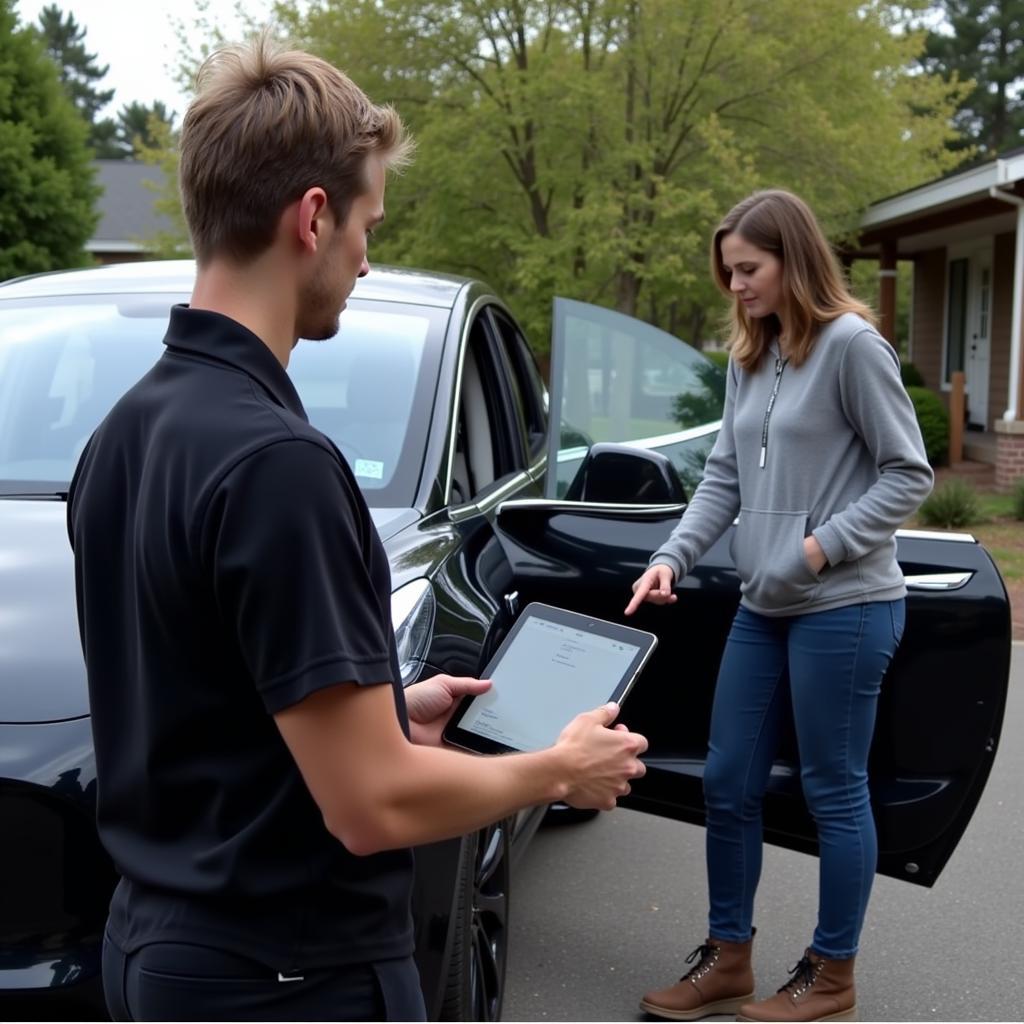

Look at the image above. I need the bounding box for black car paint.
[0,265,546,1020]
[492,502,1011,887]
[0,261,1012,1021]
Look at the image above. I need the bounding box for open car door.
[494,298,1011,886]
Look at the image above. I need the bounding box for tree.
[35,3,121,156]
[920,0,1024,159]
[135,117,192,258]
[274,0,963,353]
[0,0,99,279]
[116,101,177,157]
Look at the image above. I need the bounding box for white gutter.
[862,152,1024,230]
[988,165,1024,421]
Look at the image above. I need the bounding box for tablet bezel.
[441,601,658,756]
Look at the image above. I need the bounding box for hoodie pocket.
[730,508,821,610]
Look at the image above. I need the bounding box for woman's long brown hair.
[711,190,876,370]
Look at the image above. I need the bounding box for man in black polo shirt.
[67,36,648,1022]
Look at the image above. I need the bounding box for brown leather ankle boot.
[639,931,755,1021]
[737,949,856,1022]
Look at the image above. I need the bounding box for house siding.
[912,247,947,397]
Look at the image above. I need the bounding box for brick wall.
[995,430,1024,490]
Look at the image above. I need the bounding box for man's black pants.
[102,929,427,1021]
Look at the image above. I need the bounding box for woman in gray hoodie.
[629,190,932,1023]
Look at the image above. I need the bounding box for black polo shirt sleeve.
[201,437,394,714]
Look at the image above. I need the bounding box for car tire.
[439,817,511,1022]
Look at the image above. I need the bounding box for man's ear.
[295,187,331,253]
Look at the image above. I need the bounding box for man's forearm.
[326,742,570,855]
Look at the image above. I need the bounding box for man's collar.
[162,305,307,420]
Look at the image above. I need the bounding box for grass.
[908,480,1024,584]
[969,522,1024,583]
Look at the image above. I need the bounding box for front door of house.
[966,249,992,429]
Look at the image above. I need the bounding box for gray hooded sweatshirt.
[650,313,934,617]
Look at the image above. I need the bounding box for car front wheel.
[439,817,511,1021]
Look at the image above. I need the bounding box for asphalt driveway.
[504,645,1024,1022]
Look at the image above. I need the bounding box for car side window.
[450,312,526,505]
[489,308,548,460]
[547,297,724,500]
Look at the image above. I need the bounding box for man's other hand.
[405,674,492,746]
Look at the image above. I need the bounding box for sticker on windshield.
[354,459,385,480]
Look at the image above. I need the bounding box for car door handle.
[904,571,974,591]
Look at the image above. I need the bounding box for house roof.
[89,160,175,254]
[859,149,1024,253]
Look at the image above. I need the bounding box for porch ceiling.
[859,207,1018,256]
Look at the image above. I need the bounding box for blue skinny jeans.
[703,599,905,959]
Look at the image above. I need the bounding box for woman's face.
[720,232,784,322]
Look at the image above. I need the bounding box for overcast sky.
[15,0,273,122]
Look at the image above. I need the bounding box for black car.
[0,261,1011,1020]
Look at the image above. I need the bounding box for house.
[858,150,1024,490]
[88,160,175,264]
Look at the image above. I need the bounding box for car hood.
[0,500,421,724]
[369,506,421,541]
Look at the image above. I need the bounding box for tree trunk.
[615,269,641,317]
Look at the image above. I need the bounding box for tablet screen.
[456,613,643,752]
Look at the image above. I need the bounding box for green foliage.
[702,349,731,371]
[0,0,99,279]
[900,361,925,387]
[116,101,177,158]
[672,361,727,429]
[906,385,950,466]
[264,0,965,354]
[1012,476,1024,521]
[918,0,1024,162]
[135,117,192,259]
[34,3,120,156]
[847,258,915,355]
[919,478,981,528]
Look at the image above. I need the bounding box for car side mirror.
[563,443,687,504]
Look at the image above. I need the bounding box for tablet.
[442,602,658,755]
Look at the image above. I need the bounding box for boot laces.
[680,942,719,983]
[778,954,823,999]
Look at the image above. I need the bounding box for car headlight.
[390,578,435,686]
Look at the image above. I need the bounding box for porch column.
[878,240,897,345]
[995,207,1024,488]
[987,185,1024,422]
[1006,202,1024,422]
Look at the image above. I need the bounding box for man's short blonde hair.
[179,35,411,264]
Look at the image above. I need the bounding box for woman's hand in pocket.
[803,535,828,575]
[625,564,677,615]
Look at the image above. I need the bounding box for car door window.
[451,311,525,505]
[488,308,548,460]
[546,297,725,499]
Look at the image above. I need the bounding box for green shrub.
[900,361,925,387]
[919,479,981,528]
[1012,476,1024,521]
[703,348,730,370]
[906,386,949,466]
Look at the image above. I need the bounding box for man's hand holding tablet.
[443,603,658,758]
[552,700,647,809]
[406,673,644,809]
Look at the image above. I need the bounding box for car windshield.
[0,293,445,507]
